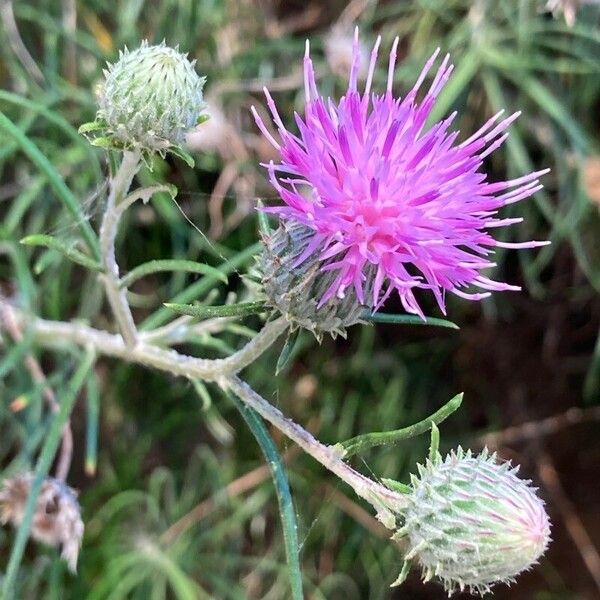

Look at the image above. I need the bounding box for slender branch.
[7,296,407,522]
[219,375,408,525]
[99,150,141,347]
[19,310,288,381]
[140,315,234,346]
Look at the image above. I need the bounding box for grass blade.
[228,393,304,600]
[1,350,96,600]
[85,375,100,477]
[0,110,100,260]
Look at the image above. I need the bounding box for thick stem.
[220,375,408,523]
[99,150,141,347]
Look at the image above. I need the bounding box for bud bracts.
[98,41,205,151]
[259,221,373,339]
[396,448,551,595]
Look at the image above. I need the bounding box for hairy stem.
[99,150,141,347]
[21,310,288,381]
[6,299,406,521]
[219,375,408,523]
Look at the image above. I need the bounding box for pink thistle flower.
[252,29,549,318]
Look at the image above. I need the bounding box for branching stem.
[22,311,288,381]
[3,298,406,521]
[219,375,408,523]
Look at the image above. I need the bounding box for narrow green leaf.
[20,234,102,272]
[0,110,100,260]
[338,393,464,457]
[164,301,267,320]
[227,393,304,600]
[1,351,96,600]
[141,242,262,331]
[363,311,459,330]
[119,259,227,289]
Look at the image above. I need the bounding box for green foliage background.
[1,0,599,598]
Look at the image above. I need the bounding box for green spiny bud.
[394,448,551,596]
[96,41,205,152]
[259,221,372,340]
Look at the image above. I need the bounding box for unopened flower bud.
[259,221,373,340]
[97,41,206,152]
[394,448,551,595]
[0,473,84,572]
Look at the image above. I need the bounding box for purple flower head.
[252,29,549,318]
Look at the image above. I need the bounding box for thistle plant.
[0,32,553,599]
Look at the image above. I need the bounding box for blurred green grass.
[1,0,600,598]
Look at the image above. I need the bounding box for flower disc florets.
[252,29,549,320]
[395,448,551,595]
[97,41,205,152]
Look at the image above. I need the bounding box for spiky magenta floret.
[252,30,549,317]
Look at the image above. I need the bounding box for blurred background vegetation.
[0,0,599,598]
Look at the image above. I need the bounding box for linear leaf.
[338,393,464,457]
[164,301,267,320]
[140,242,262,331]
[119,259,227,289]
[20,234,102,272]
[363,311,459,329]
